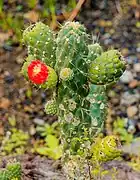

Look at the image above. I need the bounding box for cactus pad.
[23,22,56,67]
[88,50,126,84]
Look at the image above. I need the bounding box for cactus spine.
[22,21,126,179]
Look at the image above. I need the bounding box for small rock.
[4,75,14,84]
[122,139,140,155]
[3,44,13,51]
[129,80,139,88]
[133,63,140,72]
[104,38,113,45]
[24,106,33,113]
[111,98,119,105]
[16,55,24,64]
[121,92,140,105]
[121,48,129,57]
[125,55,137,64]
[29,125,36,135]
[120,70,133,83]
[33,118,44,125]
[127,106,138,118]
[0,97,11,109]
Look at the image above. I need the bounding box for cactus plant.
[0,161,21,180]
[22,21,126,179]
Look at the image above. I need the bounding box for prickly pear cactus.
[21,21,126,179]
[0,162,21,180]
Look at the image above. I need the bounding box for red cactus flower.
[28,60,48,84]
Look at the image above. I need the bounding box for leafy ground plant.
[21,21,126,179]
[0,128,29,156]
[113,117,134,144]
[34,122,62,160]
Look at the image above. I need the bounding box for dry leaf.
[24,10,39,22]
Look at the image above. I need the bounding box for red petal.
[28,60,48,84]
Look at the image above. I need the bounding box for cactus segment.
[44,100,57,115]
[23,22,56,67]
[0,162,21,180]
[88,50,126,85]
[87,84,108,130]
[91,136,122,163]
[54,22,92,153]
[55,21,89,74]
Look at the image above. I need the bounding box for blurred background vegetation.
[0,0,78,44]
[0,0,139,44]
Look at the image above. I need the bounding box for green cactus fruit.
[44,100,57,115]
[87,43,103,64]
[7,162,21,180]
[86,84,107,132]
[21,55,34,80]
[40,66,58,89]
[23,22,56,67]
[88,50,126,85]
[91,136,122,163]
